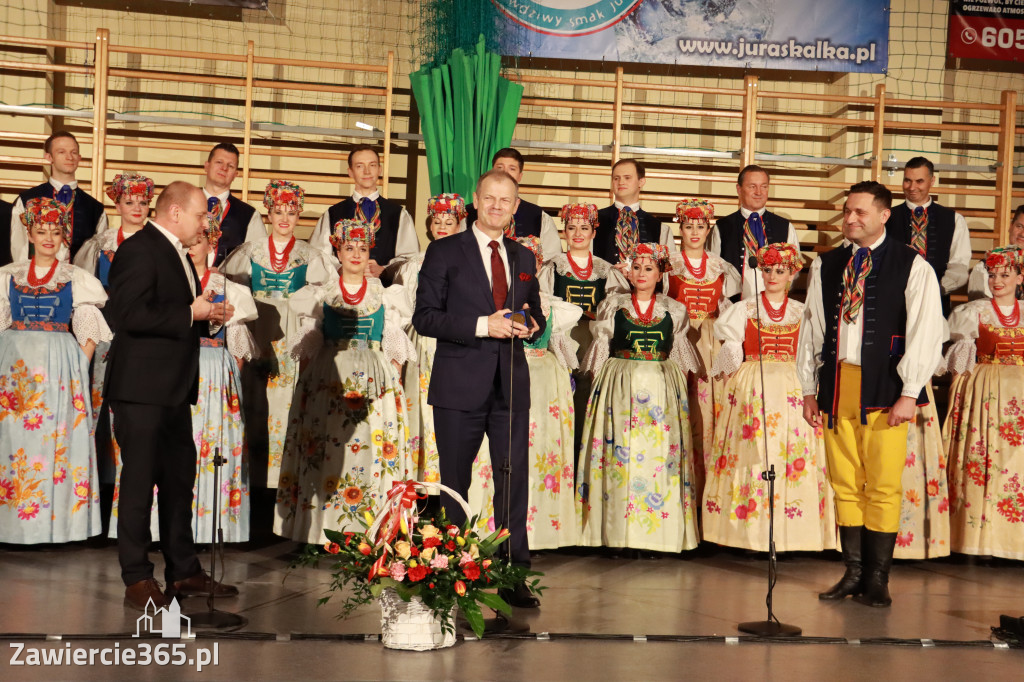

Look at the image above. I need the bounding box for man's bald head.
[155,181,207,247]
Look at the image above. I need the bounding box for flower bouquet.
[296,481,543,646]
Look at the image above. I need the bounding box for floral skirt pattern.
[702,361,835,551]
[274,343,413,544]
[895,384,950,559]
[576,358,697,552]
[405,331,440,483]
[687,318,722,502]
[190,345,249,543]
[944,365,1024,559]
[108,346,249,543]
[525,351,578,549]
[243,296,301,488]
[0,329,100,543]
[89,339,119,485]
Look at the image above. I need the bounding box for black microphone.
[748,255,758,270]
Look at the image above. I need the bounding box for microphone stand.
[737,255,801,637]
[481,241,529,635]
[190,283,246,630]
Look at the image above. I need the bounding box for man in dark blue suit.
[413,170,545,609]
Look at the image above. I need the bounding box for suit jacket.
[0,199,11,266]
[103,223,206,406]
[412,228,546,412]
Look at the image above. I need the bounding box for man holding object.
[413,170,546,609]
[105,181,239,610]
[796,181,944,609]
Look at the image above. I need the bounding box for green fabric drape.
[410,35,523,199]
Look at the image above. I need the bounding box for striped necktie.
[910,205,927,256]
[842,247,872,323]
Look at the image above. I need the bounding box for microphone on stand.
[737,248,801,638]
[189,278,246,630]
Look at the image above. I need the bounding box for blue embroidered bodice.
[9,279,73,330]
[251,262,307,298]
[322,304,385,343]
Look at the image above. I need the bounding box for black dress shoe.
[499,582,540,609]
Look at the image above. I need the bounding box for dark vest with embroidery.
[715,209,790,274]
[594,205,663,264]
[0,199,11,266]
[214,194,258,266]
[816,239,928,423]
[19,183,104,261]
[327,196,402,265]
[466,199,544,239]
[886,201,954,314]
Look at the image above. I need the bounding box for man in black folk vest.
[593,158,677,265]
[710,164,800,301]
[886,156,971,315]
[0,197,11,266]
[462,148,563,262]
[797,181,945,609]
[10,131,106,263]
[201,142,265,266]
[310,145,419,279]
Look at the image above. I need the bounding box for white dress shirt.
[796,232,947,400]
[707,206,801,299]
[10,177,109,262]
[151,220,198,299]
[900,199,971,294]
[309,189,419,264]
[472,222,511,337]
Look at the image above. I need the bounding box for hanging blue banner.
[489,0,890,73]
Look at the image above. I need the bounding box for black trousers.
[433,377,531,567]
[110,400,202,586]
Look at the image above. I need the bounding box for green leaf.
[475,590,511,615]
[458,597,484,639]
[323,528,346,544]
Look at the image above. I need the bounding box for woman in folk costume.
[221,180,333,490]
[704,243,835,551]
[512,236,583,548]
[275,219,415,543]
[664,198,740,499]
[942,246,1024,559]
[185,218,258,542]
[576,241,702,552]
[391,193,466,483]
[0,198,109,542]
[73,171,154,488]
[539,203,622,454]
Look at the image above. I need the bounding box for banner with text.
[489,0,890,73]
[948,0,1024,61]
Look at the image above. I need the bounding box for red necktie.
[489,241,507,311]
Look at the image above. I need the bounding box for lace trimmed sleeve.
[665,297,702,376]
[382,284,417,367]
[288,284,325,361]
[580,294,620,375]
[710,300,748,377]
[0,270,13,333]
[943,300,983,375]
[546,296,584,370]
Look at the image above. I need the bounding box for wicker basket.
[379,588,457,651]
[372,481,471,651]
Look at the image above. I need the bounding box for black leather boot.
[853,529,898,608]
[818,525,864,600]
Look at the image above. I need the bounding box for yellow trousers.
[822,362,908,533]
